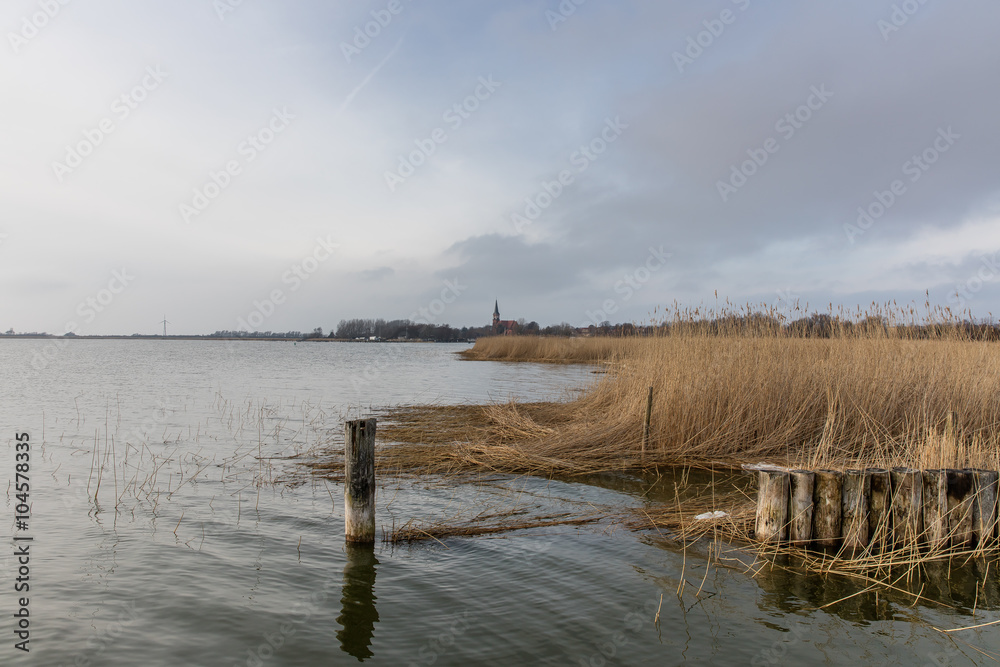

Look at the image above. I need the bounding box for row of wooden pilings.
[754,466,1000,550]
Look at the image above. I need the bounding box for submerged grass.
[386,512,602,543]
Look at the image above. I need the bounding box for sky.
[3,0,1000,335]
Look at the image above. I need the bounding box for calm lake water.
[1,340,997,665]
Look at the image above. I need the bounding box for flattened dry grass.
[386,512,602,543]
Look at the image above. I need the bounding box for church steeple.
[492,300,500,331]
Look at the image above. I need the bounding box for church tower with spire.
[492,301,516,335]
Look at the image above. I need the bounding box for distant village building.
[492,301,517,335]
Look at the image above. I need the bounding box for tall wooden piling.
[842,469,870,552]
[788,470,815,545]
[947,469,975,548]
[344,418,377,544]
[972,469,999,545]
[755,469,790,543]
[812,470,843,548]
[641,386,653,461]
[890,467,922,546]
[922,469,949,549]
[867,468,891,549]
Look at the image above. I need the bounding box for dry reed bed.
[459,335,626,363]
[362,332,1000,587]
[381,335,1000,476]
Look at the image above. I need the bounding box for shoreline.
[0,335,472,342]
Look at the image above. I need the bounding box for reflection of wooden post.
[891,467,922,546]
[842,469,870,552]
[755,469,789,543]
[788,470,815,545]
[972,469,999,546]
[867,469,891,549]
[812,470,842,548]
[336,544,380,660]
[947,469,975,548]
[922,469,948,549]
[345,418,377,544]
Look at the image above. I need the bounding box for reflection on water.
[337,544,380,661]
[4,341,1000,665]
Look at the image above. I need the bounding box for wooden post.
[972,469,999,546]
[947,469,975,548]
[788,470,815,545]
[867,468,891,550]
[345,418,377,544]
[812,469,843,548]
[842,469,870,552]
[641,386,653,462]
[755,469,790,543]
[922,469,948,549]
[890,467,922,546]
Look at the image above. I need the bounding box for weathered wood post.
[641,386,653,462]
[867,469,891,550]
[755,468,790,543]
[972,469,999,546]
[345,418,377,544]
[788,470,815,545]
[890,467,922,546]
[812,469,843,548]
[842,469,870,552]
[947,469,975,548]
[922,469,949,549]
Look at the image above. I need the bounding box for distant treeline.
[9,305,1000,341]
[328,318,580,341]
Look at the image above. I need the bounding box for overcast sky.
[3,0,1000,334]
